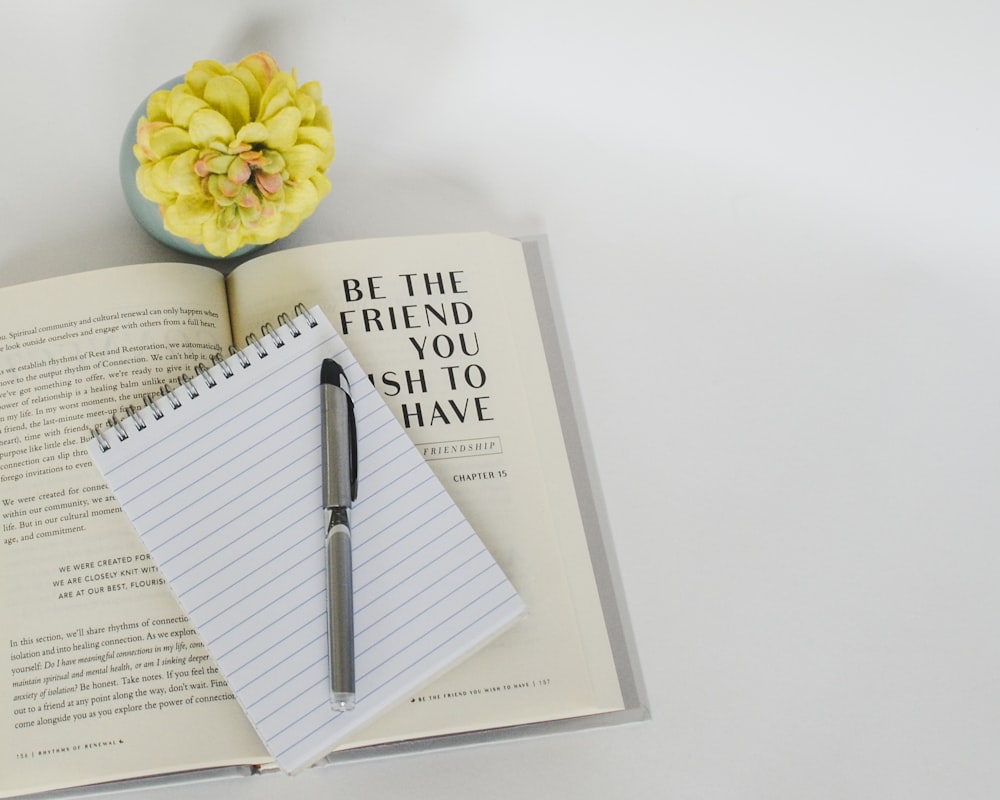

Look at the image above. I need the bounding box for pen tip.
[332,692,355,712]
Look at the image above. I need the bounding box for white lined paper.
[88,307,524,773]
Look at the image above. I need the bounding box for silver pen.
[320,358,358,711]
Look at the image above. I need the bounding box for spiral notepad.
[87,306,524,773]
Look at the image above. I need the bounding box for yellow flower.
[134,52,335,257]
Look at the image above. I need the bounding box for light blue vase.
[119,76,263,260]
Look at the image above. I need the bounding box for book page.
[0,264,269,798]
[226,234,623,746]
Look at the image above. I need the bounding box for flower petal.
[209,174,241,200]
[136,163,174,204]
[282,143,323,180]
[237,51,279,93]
[295,126,335,166]
[255,170,284,196]
[296,125,334,147]
[163,193,215,240]
[188,108,236,147]
[313,105,333,132]
[148,158,179,201]
[231,65,264,119]
[283,177,319,217]
[135,120,169,161]
[238,203,262,227]
[257,149,285,173]
[245,202,283,242]
[204,75,251,132]
[167,150,202,195]
[167,85,209,127]
[145,90,171,123]
[259,74,297,120]
[146,126,193,160]
[298,80,323,104]
[236,184,261,210]
[235,121,269,145]
[293,89,316,124]
[263,105,302,151]
[200,220,241,257]
[186,59,229,98]
[204,152,234,174]
[227,157,252,184]
[310,171,332,200]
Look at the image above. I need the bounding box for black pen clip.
[346,390,358,502]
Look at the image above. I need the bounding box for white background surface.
[3,1,999,798]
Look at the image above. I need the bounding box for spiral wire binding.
[211,351,234,379]
[126,405,147,431]
[91,304,318,452]
[246,333,268,360]
[161,385,182,410]
[195,362,217,388]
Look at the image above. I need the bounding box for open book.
[0,233,643,798]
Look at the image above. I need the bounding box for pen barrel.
[326,517,355,704]
[321,382,354,508]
